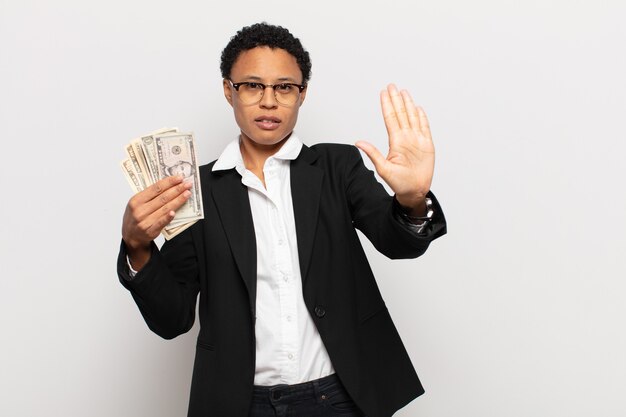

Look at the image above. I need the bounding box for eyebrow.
[241,75,300,83]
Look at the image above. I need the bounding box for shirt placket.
[265,160,299,383]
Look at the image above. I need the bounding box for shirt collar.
[212,133,303,173]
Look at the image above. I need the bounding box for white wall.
[1,0,625,416]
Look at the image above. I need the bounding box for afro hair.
[220,23,312,84]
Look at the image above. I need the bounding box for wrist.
[393,195,434,224]
[122,235,150,251]
[123,239,151,271]
[395,194,428,217]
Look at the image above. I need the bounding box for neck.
[239,132,292,171]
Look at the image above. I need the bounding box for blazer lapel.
[211,170,257,318]
[290,145,323,285]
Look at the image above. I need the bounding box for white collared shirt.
[212,134,335,386]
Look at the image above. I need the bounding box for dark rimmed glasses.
[228,80,306,106]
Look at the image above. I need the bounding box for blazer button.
[314,306,326,318]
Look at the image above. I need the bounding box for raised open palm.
[356,84,435,211]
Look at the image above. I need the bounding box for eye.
[246,82,264,90]
[275,83,293,93]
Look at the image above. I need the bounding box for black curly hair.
[220,23,312,84]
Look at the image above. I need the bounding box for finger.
[400,90,421,133]
[134,175,185,205]
[380,89,399,138]
[144,210,177,239]
[387,84,410,131]
[127,179,191,224]
[417,106,432,140]
[355,141,387,175]
[138,190,192,236]
[152,188,192,220]
[140,180,193,219]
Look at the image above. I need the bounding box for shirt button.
[288,353,294,360]
[314,306,326,318]
[278,239,284,245]
[286,316,292,322]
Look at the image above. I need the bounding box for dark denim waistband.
[252,373,342,404]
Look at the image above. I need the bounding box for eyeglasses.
[228,80,306,106]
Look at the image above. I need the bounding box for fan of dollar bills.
[121,127,204,240]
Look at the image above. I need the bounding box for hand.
[355,84,435,214]
[122,176,192,269]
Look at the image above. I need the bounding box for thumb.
[355,141,387,174]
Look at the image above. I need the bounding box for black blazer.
[117,143,446,417]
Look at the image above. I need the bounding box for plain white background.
[1,0,625,416]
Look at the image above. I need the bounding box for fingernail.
[184,191,191,197]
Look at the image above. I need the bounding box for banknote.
[154,132,204,224]
[120,127,203,240]
[139,127,178,184]
[120,159,143,193]
[124,142,149,190]
[162,220,198,240]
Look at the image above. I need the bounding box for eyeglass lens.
[236,83,300,105]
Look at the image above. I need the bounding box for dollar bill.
[154,132,204,224]
[120,127,202,240]
[162,219,198,240]
[140,127,178,184]
[120,159,143,193]
[125,142,150,189]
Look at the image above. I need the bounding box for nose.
[259,86,278,108]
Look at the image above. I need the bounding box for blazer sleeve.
[117,227,200,340]
[345,145,447,259]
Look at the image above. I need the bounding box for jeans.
[248,373,366,417]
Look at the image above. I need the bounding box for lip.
[254,115,281,130]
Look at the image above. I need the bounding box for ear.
[223,79,233,106]
[299,85,308,107]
